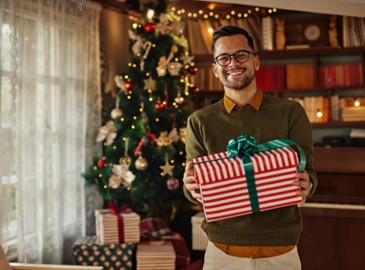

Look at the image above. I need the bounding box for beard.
[221,68,255,90]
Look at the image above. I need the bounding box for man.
[183,26,317,269]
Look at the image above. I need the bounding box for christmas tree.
[83,0,198,225]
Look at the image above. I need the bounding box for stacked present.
[191,212,208,250]
[136,241,176,270]
[95,209,140,244]
[193,134,305,222]
[72,235,134,270]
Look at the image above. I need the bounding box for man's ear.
[254,55,260,71]
[212,63,219,78]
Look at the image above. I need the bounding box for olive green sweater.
[185,94,317,246]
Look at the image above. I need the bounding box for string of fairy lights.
[169,5,278,21]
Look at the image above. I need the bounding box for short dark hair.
[212,25,255,53]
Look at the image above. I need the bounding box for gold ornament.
[135,156,148,170]
[111,107,123,119]
[119,156,131,165]
[167,62,182,76]
[171,45,179,53]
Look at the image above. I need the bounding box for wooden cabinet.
[298,147,365,270]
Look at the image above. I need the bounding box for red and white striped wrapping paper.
[193,146,303,222]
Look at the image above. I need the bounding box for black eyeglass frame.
[214,49,256,66]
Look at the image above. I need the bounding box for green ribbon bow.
[226,134,306,213]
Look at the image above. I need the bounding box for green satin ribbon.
[226,134,306,213]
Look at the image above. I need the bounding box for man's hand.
[183,161,202,203]
[293,170,311,206]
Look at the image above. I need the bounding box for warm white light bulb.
[354,99,360,107]
[146,9,155,20]
[316,109,323,118]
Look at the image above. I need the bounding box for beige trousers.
[203,241,301,270]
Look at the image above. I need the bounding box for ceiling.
[92,0,365,18]
[198,0,365,17]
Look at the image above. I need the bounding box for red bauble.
[155,100,164,110]
[144,22,156,33]
[187,66,198,75]
[124,80,133,90]
[167,178,180,190]
[191,86,200,95]
[97,157,107,168]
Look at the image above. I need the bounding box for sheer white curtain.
[0,0,102,263]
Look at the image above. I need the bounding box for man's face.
[212,35,260,90]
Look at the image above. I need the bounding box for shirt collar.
[223,89,263,113]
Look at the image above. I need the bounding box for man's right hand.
[183,160,202,203]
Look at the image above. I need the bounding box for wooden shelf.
[194,47,365,63]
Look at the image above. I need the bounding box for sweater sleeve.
[289,102,318,198]
[183,114,207,204]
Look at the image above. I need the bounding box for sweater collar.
[223,89,263,113]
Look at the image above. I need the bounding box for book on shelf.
[289,96,329,123]
[319,63,363,88]
[256,65,285,91]
[262,16,274,51]
[330,95,341,122]
[350,129,365,138]
[342,16,365,47]
[286,64,315,89]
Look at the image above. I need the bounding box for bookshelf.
[193,47,365,128]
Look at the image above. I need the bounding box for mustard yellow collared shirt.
[223,89,263,113]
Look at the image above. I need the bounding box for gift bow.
[226,134,306,213]
[226,134,306,172]
[108,202,132,243]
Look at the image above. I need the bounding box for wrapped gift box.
[136,241,176,270]
[193,136,304,222]
[191,212,208,250]
[95,209,140,244]
[72,235,134,270]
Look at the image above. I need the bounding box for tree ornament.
[111,107,123,119]
[187,66,198,75]
[96,120,117,145]
[97,157,107,168]
[112,164,136,188]
[124,80,133,91]
[114,75,128,94]
[120,138,131,165]
[174,93,184,105]
[120,156,131,165]
[144,22,156,33]
[167,177,179,190]
[167,62,182,76]
[135,155,148,171]
[155,100,164,110]
[160,159,174,176]
[191,86,200,95]
[171,44,179,53]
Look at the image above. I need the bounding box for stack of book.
[136,241,176,270]
[341,98,365,122]
[350,129,365,146]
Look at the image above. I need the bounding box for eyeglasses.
[214,50,255,66]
